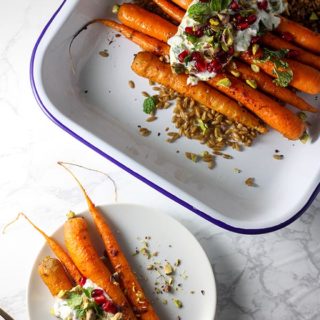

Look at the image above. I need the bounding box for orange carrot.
[262,33,320,70]
[117,3,177,42]
[97,19,169,57]
[19,213,83,284]
[132,51,266,132]
[58,162,160,320]
[153,0,185,22]
[64,216,137,320]
[38,256,73,296]
[171,0,189,10]
[240,51,320,94]
[207,74,305,140]
[227,61,317,113]
[277,17,320,54]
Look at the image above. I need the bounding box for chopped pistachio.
[174,259,181,266]
[300,132,309,144]
[252,44,259,55]
[251,64,260,73]
[309,12,318,21]
[173,299,183,308]
[233,168,241,173]
[66,211,76,219]
[217,77,231,87]
[112,4,120,13]
[209,18,219,26]
[230,69,240,77]
[167,276,174,285]
[147,264,154,270]
[164,262,173,275]
[246,79,257,89]
[162,299,168,305]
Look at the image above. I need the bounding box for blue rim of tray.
[29,0,320,235]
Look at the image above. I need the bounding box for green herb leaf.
[261,48,289,62]
[66,292,83,309]
[143,97,156,114]
[210,0,221,12]
[188,2,211,20]
[186,33,199,44]
[273,69,293,87]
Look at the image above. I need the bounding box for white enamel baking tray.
[30,0,320,234]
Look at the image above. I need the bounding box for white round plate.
[27,203,216,319]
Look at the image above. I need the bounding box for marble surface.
[0,0,320,319]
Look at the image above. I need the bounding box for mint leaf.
[188,2,211,18]
[143,97,156,114]
[210,0,230,12]
[221,0,232,10]
[66,292,83,309]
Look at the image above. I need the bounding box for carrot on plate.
[117,3,177,42]
[227,61,317,113]
[240,51,320,95]
[171,0,189,10]
[58,162,160,320]
[153,0,185,22]
[132,51,266,132]
[207,74,305,140]
[38,256,73,296]
[262,33,320,70]
[64,216,137,320]
[277,17,320,54]
[20,213,83,284]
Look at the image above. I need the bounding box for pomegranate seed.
[230,0,240,10]
[195,59,207,72]
[195,28,204,37]
[286,49,299,58]
[228,46,235,56]
[94,295,107,305]
[191,51,202,61]
[257,0,268,10]
[235,13,244,23]
[79,277,87,286]
[207,59,222,73]
[91,289,104,297]
[246,14,257,24]
[280,32,294,42]
[236,21,250,30]
[199,0,209,2]
[250,36,261,44]
[185,26,194,35]
[102,300,118,314]
[216,51,228,64]
[178,50,189,63]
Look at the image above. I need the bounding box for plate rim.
[26,202,217,320]
[29,0,320,235]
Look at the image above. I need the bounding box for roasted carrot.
[19,213,83,284]
[38,256,73,296]
[277,17,320,54]
[118,3,177,42]
[58,162,160,320]
[116,4,320,95]
[153,0,185,22]
[227,61,318,113]
[240,51,320,94]
[262,33,320,70]
[207,74,305,140]
[64,216,137,320]
[132,51,266,132]
[171,0,189,10]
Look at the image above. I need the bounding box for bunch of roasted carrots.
[83,0,320,141]
[22,164,160,320]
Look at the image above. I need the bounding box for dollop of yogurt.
[168,0,286,85]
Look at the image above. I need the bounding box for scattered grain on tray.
[128,80,135,89]
[245,177,255,187]
[273,154,284,160]
[139,127,151,136]
[142,91,150,97]
[99,49,109,58]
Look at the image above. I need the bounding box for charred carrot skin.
[262,33,320,70]
[64,216,137,320]
[118,3,177,42]
[208,74,305,140]
[277,17,320,54]
[240,51,320,95]
[227,61,318,113]
[38,256,73,296]
[132,51,266,132]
